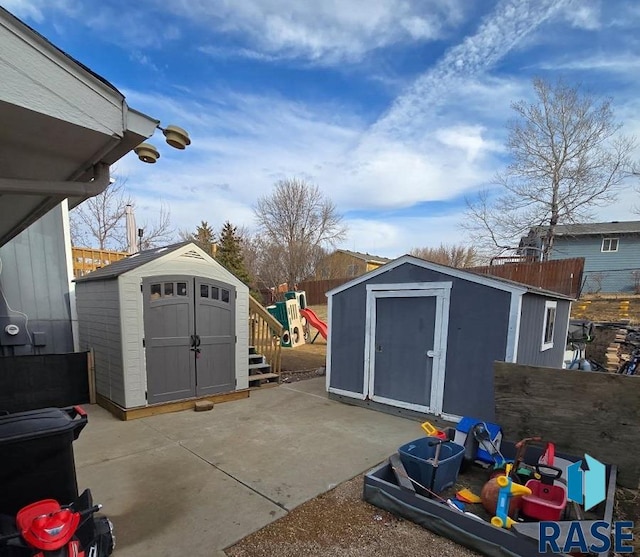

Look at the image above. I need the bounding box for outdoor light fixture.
[134,123,192,164]
[134,143,160,164]
[161,125,191,149]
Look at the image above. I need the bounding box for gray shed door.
[143,276,236,404]
[366,285,450,415]
[373,296,435,407]
[195,277,235,396]
[143,276,196,404]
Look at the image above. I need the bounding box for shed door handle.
[427,350,437,358]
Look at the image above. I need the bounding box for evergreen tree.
[216,221,251,285]
[189,221,216,256]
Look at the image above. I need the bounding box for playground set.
[266,291,327,348]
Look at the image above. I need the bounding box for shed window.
[150,283,161,300]
[164,283,174,297]
[211,286,219,300]
[200,285,209,298]
[177,282,187,296]
[541,301,557,351]
[601,238,618,252]
[221,289,230,303]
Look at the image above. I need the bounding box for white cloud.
[560,0,602,30]
[371,0,568,137]
[434,125,503,163]
[536,54,640,74]
[2,0,73,22]
[341,213,469,258]
[114,0,578,250]
[171,0,468,63]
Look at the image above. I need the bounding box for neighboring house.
[326,255,572,421]
[316,250,393,279]
[526,221,640,294]
[0,6,159,357]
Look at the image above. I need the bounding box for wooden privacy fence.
[249,295,284,375]
[494,361,640,488]
[72,247,127,278]
[297,278,350,306]
[470,257,584,298]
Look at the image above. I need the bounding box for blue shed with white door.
[326,255,572,422]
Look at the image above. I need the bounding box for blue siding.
[517,295,570,368]
[330,262,512,420]
[0,206,73,355]
[549,234,640,293]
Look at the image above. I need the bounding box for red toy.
[521,464,567,521]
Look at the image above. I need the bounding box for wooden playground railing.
[72,247,128,278]
[249,295,284,375]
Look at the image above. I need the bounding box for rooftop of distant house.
[532,220,640,237]
[334,249,394,264]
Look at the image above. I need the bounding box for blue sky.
[5,0,640,256]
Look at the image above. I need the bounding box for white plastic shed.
[75,243,249,410]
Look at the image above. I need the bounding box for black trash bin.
[0,406,87,516]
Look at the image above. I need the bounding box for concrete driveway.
[75,378,421,556]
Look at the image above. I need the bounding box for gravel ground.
[225,474,480,557]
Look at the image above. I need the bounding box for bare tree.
[70,178,175,250]
[137,203,175,250]
[410,244,479,268]
[254,178,347,288]
[464,78,636,259]
[70,178,132,249]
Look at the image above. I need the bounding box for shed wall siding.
[549,234,640,293]
[0,205,73,354]
[76,279,125,406]
[516,296,570,368]
[118,276,146,407]
[330,262,511,420]
[121,250,249,401]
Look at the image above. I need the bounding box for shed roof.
[74,242,190,282]
[326,254,574,300]
[533,221,640,237]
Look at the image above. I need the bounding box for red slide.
[300,308,328,342]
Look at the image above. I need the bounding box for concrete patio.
[74,378,421,556]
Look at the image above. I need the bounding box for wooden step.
[249,363,271,370]
[249,355,264,364]
[249,345,257,355]
[248,373,279,382]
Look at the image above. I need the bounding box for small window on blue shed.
[541,300,557,351]
[177,282,188,296]
[221,289,230,303]
[601,238,619,252]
